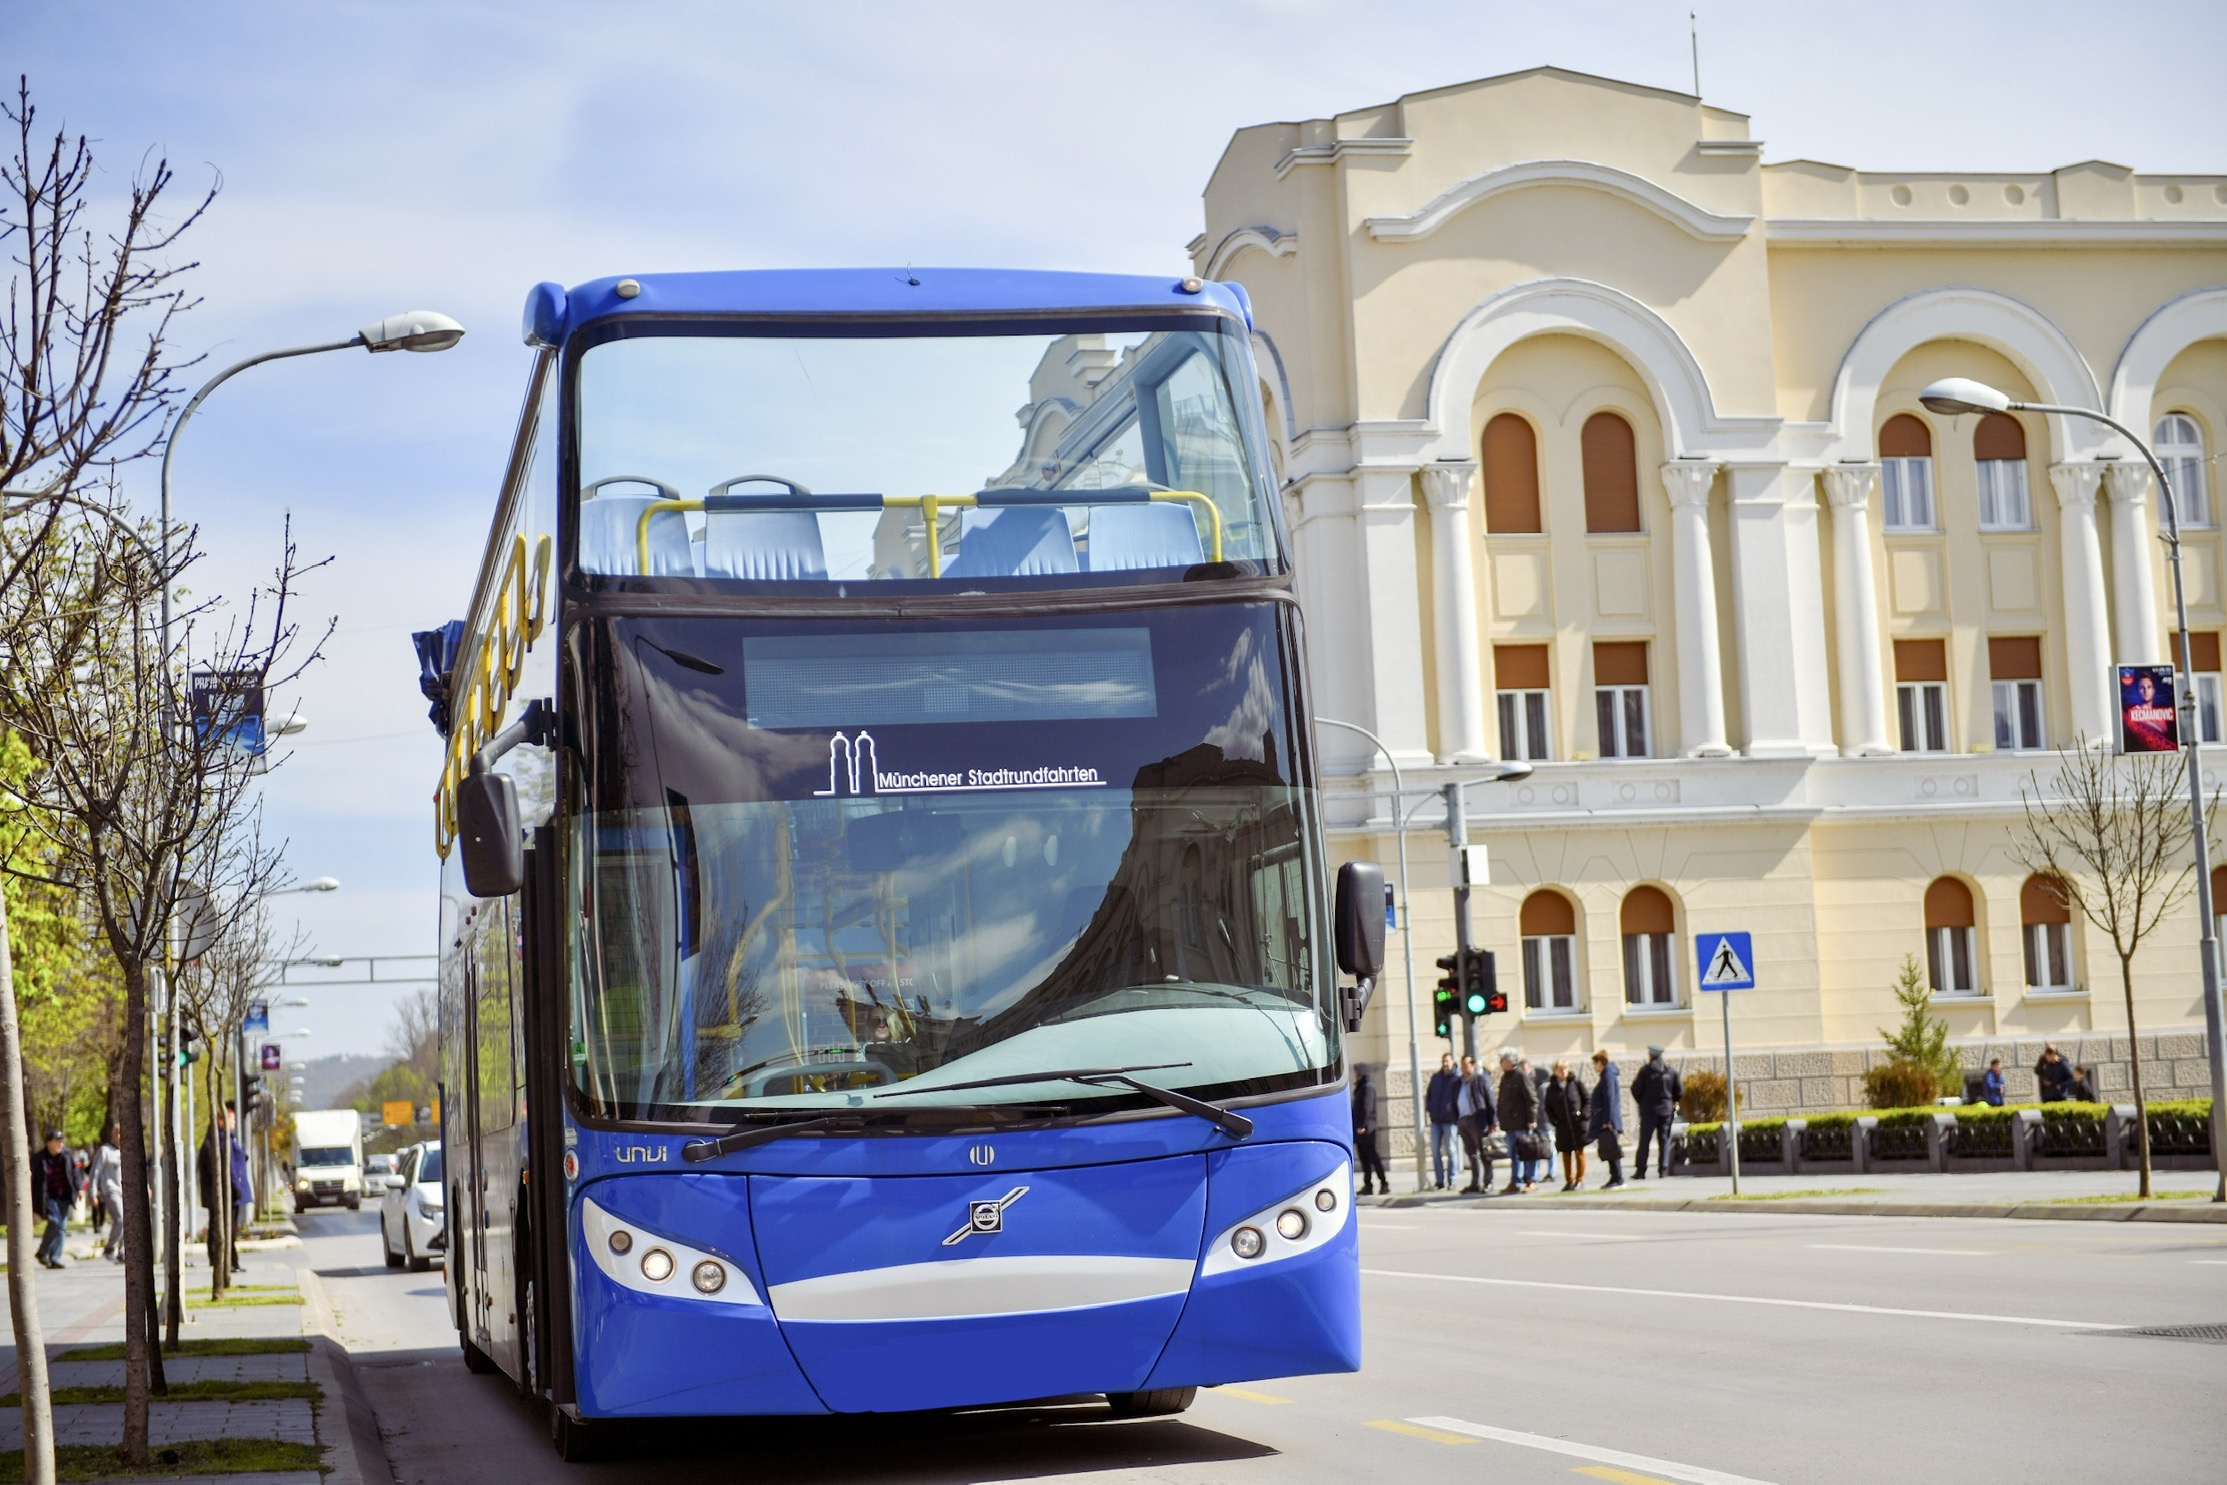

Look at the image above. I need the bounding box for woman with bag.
[1588,1049,1626,1190]
[1495,1051,1539,1194]
[1544,1059,1590,1191]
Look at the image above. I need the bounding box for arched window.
[1620,886,1678,1007]
[1974,413,2032,530]
[1923,876,1979,996]
[2020,874,2073,993]
[1581,412,1641,534]
[2156,412,2212,528]
[1482,412,1542,534]
[1519,890,1580,1013]
[1879,413,1935,531]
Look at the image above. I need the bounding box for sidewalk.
[1366,1160,2227,1221]
[0,1223,371,1483]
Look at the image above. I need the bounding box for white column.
[1723,464,1837,757]
[1821,465,1894,756]
[1354,465,1433,766]
[2050,462,2116,744]
[2106,462,2164,665]
[1661,461,1732,757]
[1421,460,1489,762]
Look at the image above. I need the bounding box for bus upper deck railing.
[630,485,1223,579]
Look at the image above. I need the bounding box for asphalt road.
[290,1201,2227,1484]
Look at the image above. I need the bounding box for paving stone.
[0,1397,315,1449]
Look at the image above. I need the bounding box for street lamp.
[1920,377,2227,1202]
[265,878,340,897]
[1318,715,1531,1189]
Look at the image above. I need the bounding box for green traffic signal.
[1431,983,1457,1039]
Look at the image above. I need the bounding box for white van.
[291,1109,366,1210]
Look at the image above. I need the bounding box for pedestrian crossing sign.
[1695,931,1756,992]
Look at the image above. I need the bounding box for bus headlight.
[692,1260,726,1294]
[1230,1225,1266,1260]
[1201,1160,1352,1278]
[639,1248,675,1283]
[1275,1208,1308,1241]
[577,1195,762,1307]
[608,1228,632,1255]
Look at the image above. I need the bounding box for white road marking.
[1364,1268,2114,1330]
[1517,1229,1651,1241]
[1808,1243,1992,1256]
[1409,1416,1777,1485]
[2190,1259,2227,1265]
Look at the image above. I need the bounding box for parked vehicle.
[381,1142,446,1272]
[365,1153,401,1192]
[291,1109,365,1211]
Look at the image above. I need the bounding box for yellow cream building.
[1189,67,2227,1135]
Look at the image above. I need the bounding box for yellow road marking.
[1214,1387,1293,1404]
[1576,1466,1679,1485]
[1366,1419,1477,1445]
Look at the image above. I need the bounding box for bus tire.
[461,1333,499,1375]
[549,1406,600,1462]
[1106,1387,1196,1418]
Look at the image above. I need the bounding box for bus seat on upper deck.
[580,477,693,577]
[703,510,827,581]
[1084,502,1204,572]
[947,507,1078,579]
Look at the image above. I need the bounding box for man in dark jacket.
[1455,1054,1495,1194]
[196,1105,252,1274]
[1424,1053,1463,1191]
[33,1130,74,1268]
[1352,1068,1389,1197]
[1631,1046,1682,1179]
[1495,1051,1538,1194]
[1589,1049,1626,1189]
[2035,1045,2075,1103]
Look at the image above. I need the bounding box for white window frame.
[1497,688,1552,761]
[1622,932,1678,1007]
[1897,680,1949,752]
[2156,413,2211,529]
[2196,671,2223,744]
[1521,934,1579,1013]
[1976,458,2033,531]
[2023,921,2073,993]
[1991,677,2044,751]
[1881,456,1936,532]
[1927,924,1979,996]
[1595,684,1651,759]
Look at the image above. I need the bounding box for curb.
[1368,1193,2227,1223]
[297,1271,396,1485]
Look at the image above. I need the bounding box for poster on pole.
[260,1042,282,1071]
[243,1001,269,1034]
[2118,664,2179,753]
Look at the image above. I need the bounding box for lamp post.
[1920,377,2227,1202]
[1318,717,1530,1190]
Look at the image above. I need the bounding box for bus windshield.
[573,320,1280,586]
[568,604,1334,1121]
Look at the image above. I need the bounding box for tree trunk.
[161,972,182,1353]
[0,893,57,1485]
[2121,953,2154,1200]
[207,1053,227,1300]
[117,959,155,1463]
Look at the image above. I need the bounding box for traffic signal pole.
[1444,781,1477,1062]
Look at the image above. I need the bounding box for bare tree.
[0,75,216,1482]
[2016,741,2218,1199]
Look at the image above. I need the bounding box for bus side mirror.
[459,767,524,898]
[1334,860,1386,1031]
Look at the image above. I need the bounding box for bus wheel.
[460,1333,498,1375]
[550,1406,600,1462]
[1106,1388,1196,1418]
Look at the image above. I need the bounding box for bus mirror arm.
[1340,976,1377,1035]
[458,701,552,898]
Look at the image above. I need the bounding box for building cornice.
[1274,136,1413,179]
[1196,225,1299,278]
[1364,158,1755,245]
[1767,217,2227,249]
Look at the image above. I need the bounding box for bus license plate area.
[751,1157,1206,1412]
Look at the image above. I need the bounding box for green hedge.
[2040,1102,2110,1121]
[1798,1112,1863,1131]
[2147,1099,2212,1119]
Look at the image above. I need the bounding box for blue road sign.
[1695,931,1756,992]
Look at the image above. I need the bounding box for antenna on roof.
[1690,11,1701,97]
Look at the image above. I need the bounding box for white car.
[364,1153,400,1192]
[379,1142,446,1272]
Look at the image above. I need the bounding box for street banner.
[261,1042,282,1070]
[244,1001,269,1033]
[2118,664,2179,753]
[189,667,269,755]
[382,1100,414,1127]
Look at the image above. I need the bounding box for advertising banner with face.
[2119,664,2180,753]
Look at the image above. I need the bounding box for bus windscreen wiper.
[682,1113,865,1163]
[874,1063,1253,1139]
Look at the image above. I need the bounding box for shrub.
[1875,1107,1938,1128]
[1949,1104,2020,1125]
[1680,1068,1731,1122]
[1876,953,1963,1096]
[2039,1101,2109,1121]
[1863,1060,1938,1110]
[1798,1111,1862,1131]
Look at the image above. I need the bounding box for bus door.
[518,824,575,1403]
[459,905,490,1343]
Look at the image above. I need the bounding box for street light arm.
[2002,400,2181,532]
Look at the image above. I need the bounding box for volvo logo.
[614,1144,670,1165]
[968,1144,995,1166]
[943,1186,1028,1246]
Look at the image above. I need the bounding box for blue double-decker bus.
[424,267,1385,1459]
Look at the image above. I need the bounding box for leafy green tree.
[1875,954,1961,1101]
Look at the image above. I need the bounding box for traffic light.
[241,1073,264,1117]
[1432,955,1459,1038]
[178,1025,201,1067]
[1459,948,1505,1016]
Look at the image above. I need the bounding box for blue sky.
[10,0,2224,1057]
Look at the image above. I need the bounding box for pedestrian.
[92,1124,126,1262]
[1425,1052,1463,1191]
[1544,1059,1590,1191]
[1980,1058,2005,1107]
[2069,1063,2098,1102]
[1589,1049,1625,1189]
[1527,1057,1555,1186]
[1496,1051,1539,1194]
[1454,1054,1496,1193]
[1352,1067,1390,1197]
[1631,1046,1682,1179]
[33,1130,73,1268]
[196,1104,253,1275]
[2035,1044,2074,1103]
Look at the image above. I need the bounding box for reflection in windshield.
[572,783,1325,1115]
